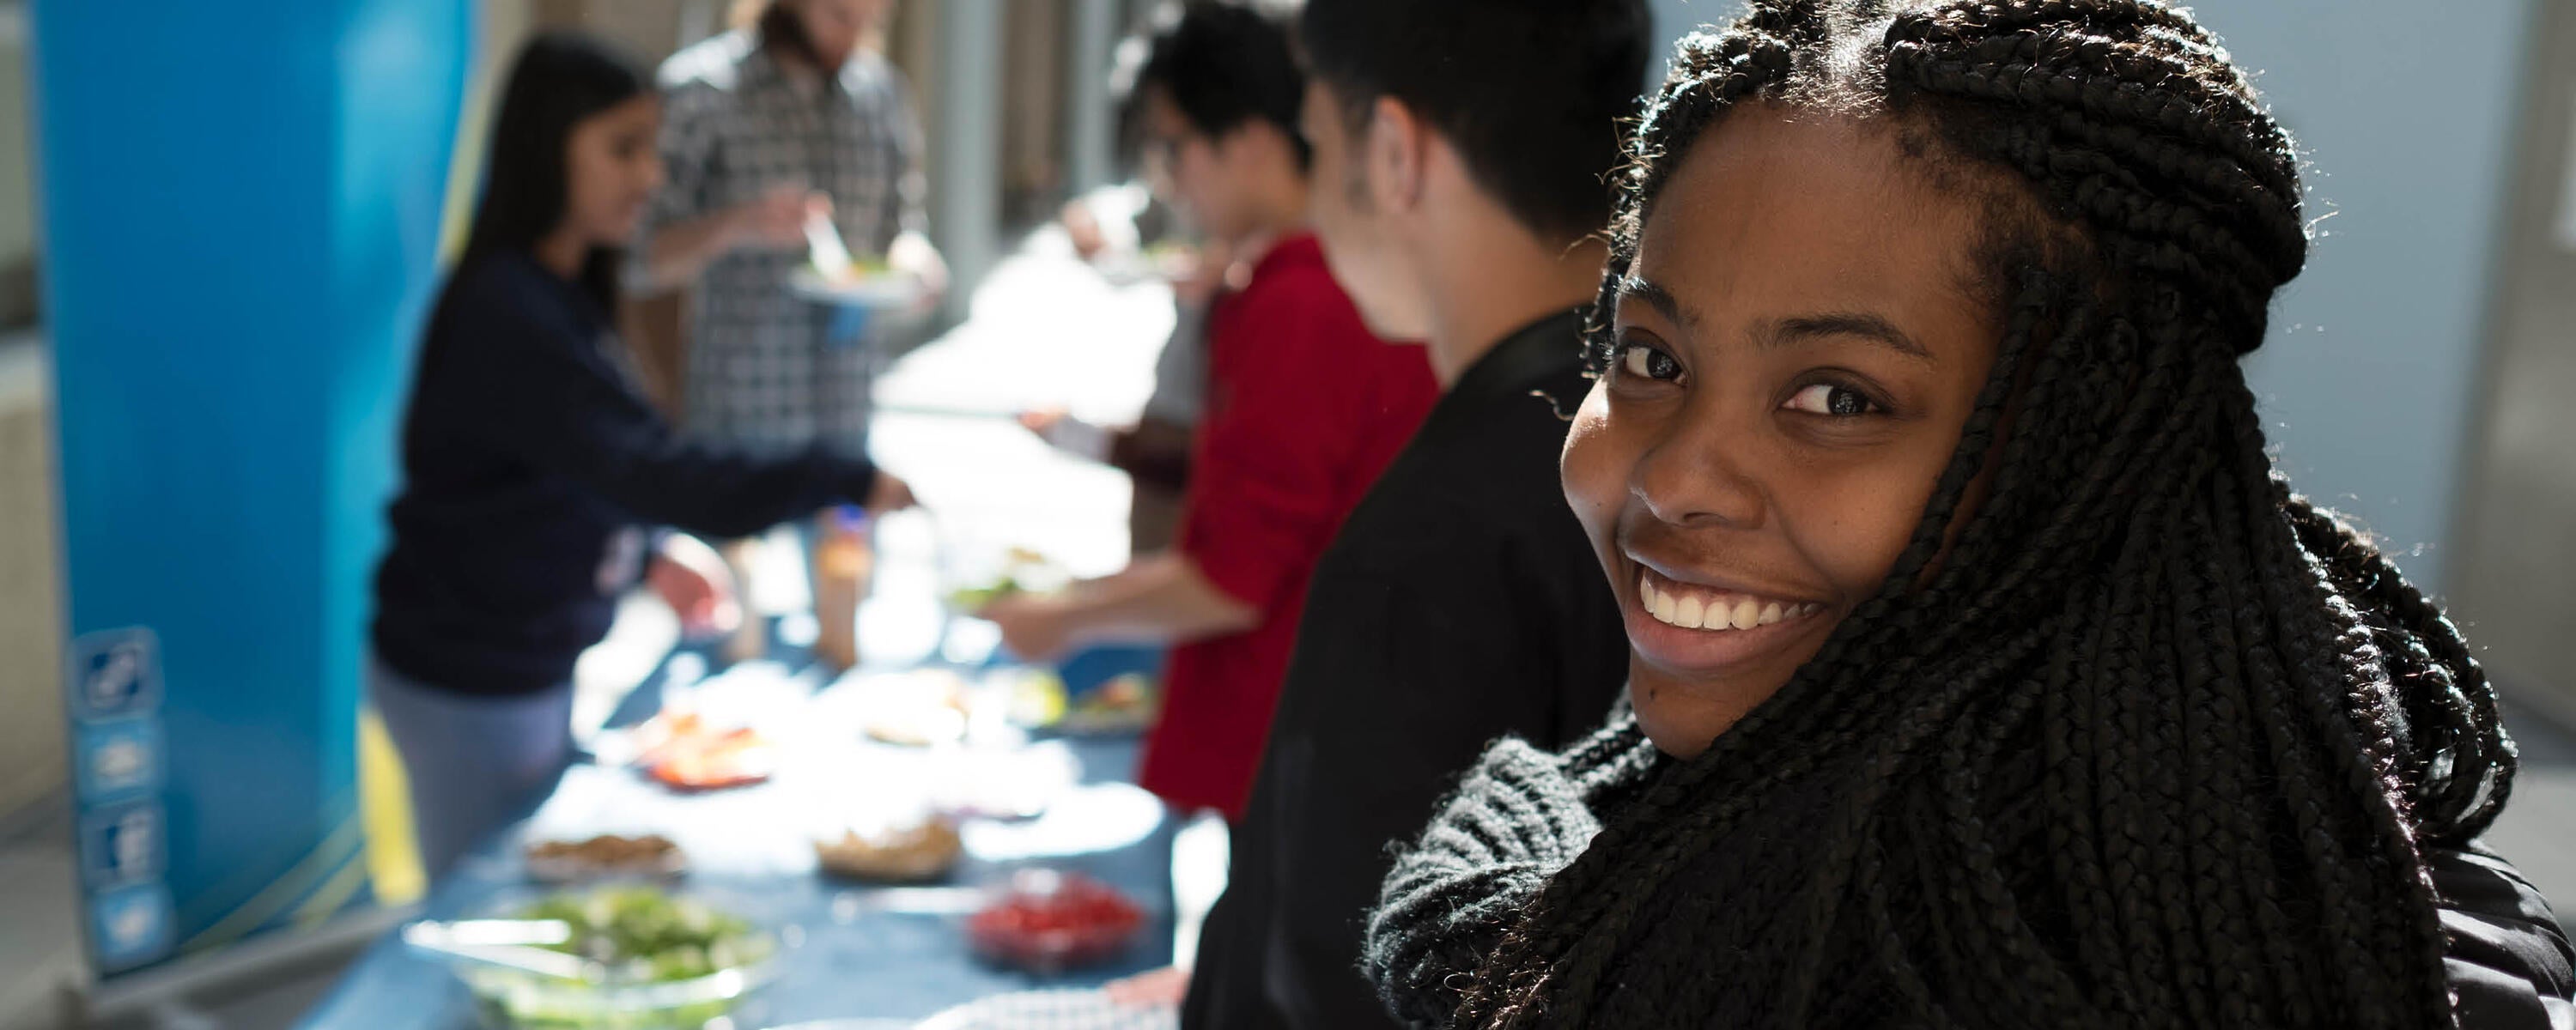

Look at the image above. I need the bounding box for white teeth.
[1639,570,1823,633]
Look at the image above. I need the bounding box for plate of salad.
[443,887,780,1029]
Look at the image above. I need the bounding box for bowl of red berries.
[963,869,1145,973]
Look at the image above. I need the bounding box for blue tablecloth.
[297,662,1176,1029]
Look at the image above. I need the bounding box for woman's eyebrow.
[1614,276,1695,330]
[1768,312,1934,362]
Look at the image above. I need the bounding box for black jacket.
[1183,311,1631,1029]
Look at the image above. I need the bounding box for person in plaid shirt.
[635,0,945,663]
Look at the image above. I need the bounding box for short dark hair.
[460,32,647,311]
[1120,2,1310,171]
[1299,0,1651,244]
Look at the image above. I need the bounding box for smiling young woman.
[1564,111,2016,753]
[1363,1,2572,1027]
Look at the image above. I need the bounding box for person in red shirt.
[981,1,1435,819]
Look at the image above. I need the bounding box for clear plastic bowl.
[459,956,778,1030]
[962,869,1144,974]
[430,889,782,1030]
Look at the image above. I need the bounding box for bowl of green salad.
[444,887,780,1029]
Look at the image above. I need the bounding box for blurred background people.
[1177,2,1650,1025]
[979,2,1436,826]
[370,33,908,877]
[1032,41,1237,555]
[635,0,946,670]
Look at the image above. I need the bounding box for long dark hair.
[1456,0,2513,1026]
[457,32,647,312]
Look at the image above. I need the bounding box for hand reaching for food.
[981,592,1077,663]
[647,536,741,638]
[1018,408,1113,462]
[865,471,917,517]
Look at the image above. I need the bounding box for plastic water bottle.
[812,505,872,672]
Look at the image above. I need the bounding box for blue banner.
[30,0,471,979]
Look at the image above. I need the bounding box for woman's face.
[562,94,665,250]
[1562,109,2004,759]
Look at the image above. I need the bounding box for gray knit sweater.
[1361,722,2574,1029]
[1362,724,1659,1027]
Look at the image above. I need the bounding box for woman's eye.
[1783,383,1880,416]
[1618,342,1681,383]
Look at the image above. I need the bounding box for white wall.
[1646,0,2536,591]
[2222,0,2535,591]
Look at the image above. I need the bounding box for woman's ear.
[1365,94,1429,215]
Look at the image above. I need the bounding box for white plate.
[914,989,1176,1030]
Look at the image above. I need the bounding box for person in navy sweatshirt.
[369,33,908,876]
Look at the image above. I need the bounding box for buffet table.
[303,221,1200,1030]
[297,656,1178,1029]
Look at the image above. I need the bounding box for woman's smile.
[1622,560,1832,676]
[1558,110,2004,755]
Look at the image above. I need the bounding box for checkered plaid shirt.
[647,30,928,453]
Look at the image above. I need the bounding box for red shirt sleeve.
[1181,272,1388,614]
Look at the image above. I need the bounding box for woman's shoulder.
[437,253,537,317]
[432,254,590,346]
[2427,839,2576,1023]
[656,30,757,94]
[1366,726,1647,1026]
[1409,720,1650,872]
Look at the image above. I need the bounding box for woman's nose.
[1631,408,1767,531]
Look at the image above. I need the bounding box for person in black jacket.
[369,33,908,877]
[1167,2,1652,1025]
